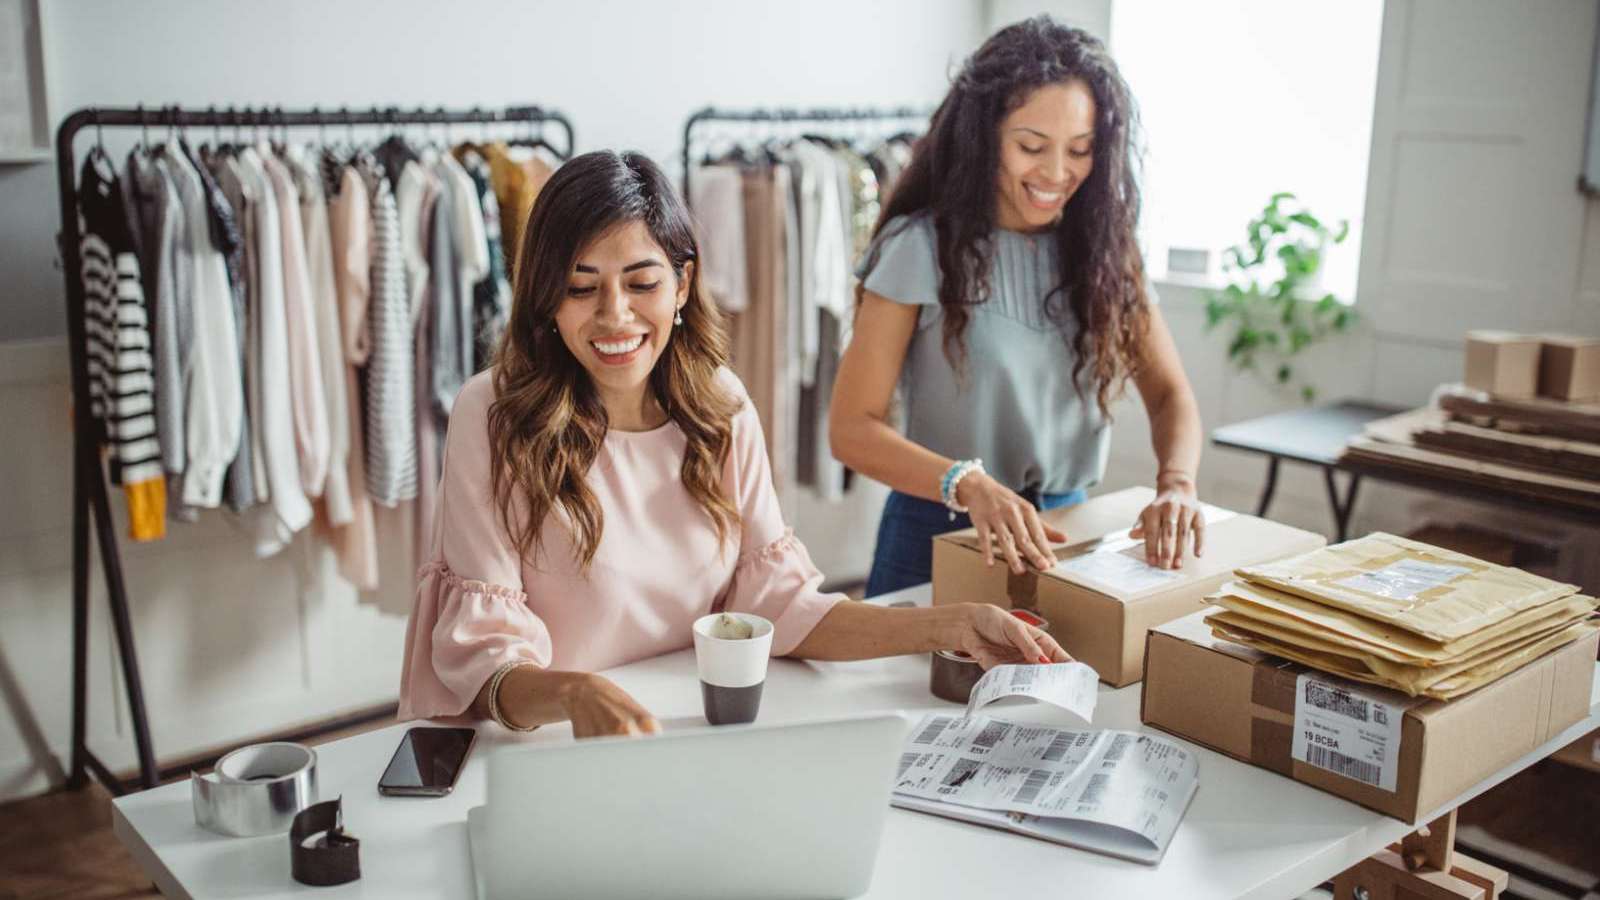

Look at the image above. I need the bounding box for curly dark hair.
[859,16,1150,417]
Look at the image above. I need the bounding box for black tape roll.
[289,798,361,887]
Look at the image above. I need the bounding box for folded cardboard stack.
[1202,532,1599,699]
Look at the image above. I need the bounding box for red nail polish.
[1038,655,1050,665]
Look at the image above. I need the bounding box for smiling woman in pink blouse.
[398,150,1069,738]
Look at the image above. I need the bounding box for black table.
[1210,400,1406,541]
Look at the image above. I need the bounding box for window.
[1109,0,1383,301]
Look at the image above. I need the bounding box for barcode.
[1305,744,1382,787]
[1103,734,1132,764]
[973,721,1012,750]
[1078,773,1111,807]
[939,758,982,790]
[914,717,951,745]
[1012,667,1037,686]
[897,753,920,779]
[1013,769,1052,805]
[1306,682,1369,722]
[1042,732,1073,762]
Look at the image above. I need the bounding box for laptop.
[467,713,910,900]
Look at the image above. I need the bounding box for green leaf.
[1277,364,1292,384]
[1333,220,1350,243]
[1288,212,1321,229]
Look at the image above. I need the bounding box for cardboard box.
[1464,331,1541,398]
[1141,609,1598,822]
[1538,335,1600,402]
[931,487,1324,686]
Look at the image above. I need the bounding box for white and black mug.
[692,612,774,726]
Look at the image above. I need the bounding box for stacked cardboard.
[1337,332,1600,513]
[1201,533,1598,699]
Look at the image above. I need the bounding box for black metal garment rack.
[679,104,929,202]
[53,102,574,796]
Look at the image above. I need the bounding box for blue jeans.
[865,488,1086,598]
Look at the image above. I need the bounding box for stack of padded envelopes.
[1203,532,1599,699]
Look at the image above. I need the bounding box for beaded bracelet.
[940,458,985,520]
[487,660,539,733]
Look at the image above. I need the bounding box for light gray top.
[861,213,1131,495]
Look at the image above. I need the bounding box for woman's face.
[994,79,1097,232]
[554,220,691,411]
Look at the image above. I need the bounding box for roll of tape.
[192,742,319,837]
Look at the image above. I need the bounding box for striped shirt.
[361,158,417,506]
[79,151,166,539]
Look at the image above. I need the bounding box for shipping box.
[1141,609,1598,822]
[1538,335,1600,402]
[1464,331,1541,398]
[930,487,1324,686]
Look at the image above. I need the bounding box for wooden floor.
[2,741,1594,898]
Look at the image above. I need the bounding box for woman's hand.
[950,603,1073,670]
[558,674,661,739]
[1129,472,1203,570]
[957,473,1068,575]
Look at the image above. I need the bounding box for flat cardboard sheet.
[1234,533,1579,642]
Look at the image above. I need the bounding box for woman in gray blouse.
[831,17,1204,597]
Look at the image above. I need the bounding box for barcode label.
[1305,682,1368,722]
[897,752,920,779]
[1292,674,1402,793]
[1011,667,1037,686]
[939,758,982,792]
[913,717,951,745]
[1078,772,1111,807]
[1042,732,1074,762]
[1304,745,1382,787]
[973,721,1012,751]
[1102,734,1132,764]
[1013,768,1052,805]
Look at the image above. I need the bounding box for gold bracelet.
[487,661,539,732]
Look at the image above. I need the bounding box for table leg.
[1323,467,1363,543]
[1256,456,1280,518]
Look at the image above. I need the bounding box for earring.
[674,309,684,326]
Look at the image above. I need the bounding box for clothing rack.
[52,102,574,796]
[679,104,928,201]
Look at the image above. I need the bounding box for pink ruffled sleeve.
[398,374,552,720]
[717,373,845,655]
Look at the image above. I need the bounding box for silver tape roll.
[192,742,319,837]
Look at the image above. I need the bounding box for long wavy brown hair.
[859,16,1150,416]
[488,151,741,571]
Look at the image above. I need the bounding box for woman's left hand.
[952,603,1073,670]
[1130,474,1203,570]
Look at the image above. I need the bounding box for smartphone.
[377,726,477,797]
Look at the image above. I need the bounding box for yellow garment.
[125,476,167,541]
[482,143,554,278]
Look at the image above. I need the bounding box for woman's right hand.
[957,473,1068,574]
[559,673,661,739]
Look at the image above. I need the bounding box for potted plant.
[1203,192,1356,402]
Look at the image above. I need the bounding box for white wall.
[0,0,986,801]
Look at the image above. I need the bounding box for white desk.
[113,584,1600,900]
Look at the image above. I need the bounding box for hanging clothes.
[289,144,353,527]
[238,146,311,554]
[728,165,796,493]
[326,161,380,590]
[689,164,750,313]
[361,157,418,507]
[261,149,330,500]
[483,142,553,274]
[455,147,513,370]
[126,150,189,487]
[188,143,256,514]
[434,152,486,417]
[78,150,166,540]
[163,143,242,510]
